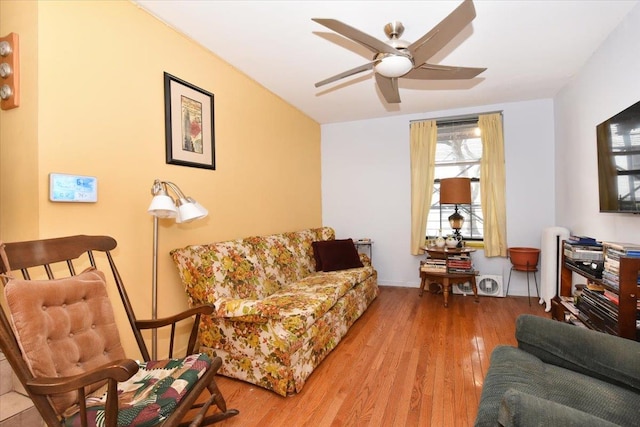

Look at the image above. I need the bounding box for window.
[426,116,484,240]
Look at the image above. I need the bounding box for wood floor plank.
[210,286,548,426]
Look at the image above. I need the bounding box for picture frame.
[164,72,215,170]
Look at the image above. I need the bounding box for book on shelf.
[422,259,446,264]
[447,261,472,268]
[448,268,475,274]
[421,267,447,273]
[579,292,619,327]
[603,289,619,305]
[447,253,470,258]
[602,242,640,257]
[577,293,619,332]
[566,236,601,247]
[586,281,605,292]
[604,248,623,261]
[447,267,476,274]
[603,261,619,275]
[558,297,580,316]
[602,241,640,251]
[420,259,447,273]
[421,266,446,272]
[563,246,604,262]
[604,255,620,266]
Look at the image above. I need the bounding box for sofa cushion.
[170,239,272,304]
[269,271,366,333]
[283,228,327,276]
[246,228,332,288]
[246,233,302,289]
[312,239,363,272]
[211,267,374,334]
[475,345,640,427]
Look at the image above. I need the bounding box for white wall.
[321,98,555,296]
[555,3,640,242]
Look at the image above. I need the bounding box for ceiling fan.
[312,0,486,104]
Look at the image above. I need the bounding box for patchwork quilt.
[63,354,211,427]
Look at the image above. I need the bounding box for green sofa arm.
[498,389,621,427]
[515,314,640,393]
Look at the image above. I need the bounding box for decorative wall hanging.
[164,72,215,170]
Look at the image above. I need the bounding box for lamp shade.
[176,198,208,223]
[440,178,471,205]
[147,194,178,218]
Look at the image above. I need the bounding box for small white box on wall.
[49,173,98,203]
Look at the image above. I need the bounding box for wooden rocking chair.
[0,235,239,427]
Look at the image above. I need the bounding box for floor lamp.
[147,179,208,359]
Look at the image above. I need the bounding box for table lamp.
[439,177,471,247]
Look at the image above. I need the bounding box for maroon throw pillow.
[312,241,324,271]
[312,239,364,272]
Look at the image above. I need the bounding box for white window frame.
[426,116,484,241]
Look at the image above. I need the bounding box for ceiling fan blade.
[312,18,399,55]
[403,64,486,80]
[315,61,375,87]
[408,0,477,67]
[375,73,401,104]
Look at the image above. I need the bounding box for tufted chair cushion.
[4,267,126,414]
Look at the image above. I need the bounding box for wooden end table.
[419,246,479,307]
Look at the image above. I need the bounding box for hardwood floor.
[211,286,549,426]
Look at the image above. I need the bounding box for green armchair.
[475,314,640,426]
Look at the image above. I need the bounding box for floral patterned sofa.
[169,227,379,396]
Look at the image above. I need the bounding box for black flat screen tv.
[596,99,640,213]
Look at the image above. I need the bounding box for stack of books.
[601,241,640,290]
[563,236,603,278]
[564,236,603,260]
[577,286,619,335]
[447,253,473,274]
[420,258,446,273]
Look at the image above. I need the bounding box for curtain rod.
[409,110,503,124]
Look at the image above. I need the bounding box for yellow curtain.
[479,113,508,257]
[410,120,438,255]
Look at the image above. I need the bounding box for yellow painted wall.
[0,1,321,358]
[0,0,40,242]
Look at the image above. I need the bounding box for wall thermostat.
[49,173,98,203]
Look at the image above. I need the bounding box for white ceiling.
[133,0,638,124]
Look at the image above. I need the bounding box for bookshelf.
[552,241,640,341]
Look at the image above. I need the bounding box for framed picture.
[164,72,215,170]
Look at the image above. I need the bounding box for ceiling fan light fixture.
[374,55,413,78]
[312,1,485,102]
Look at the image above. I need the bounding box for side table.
[419,246,479,307]
[354,239,373,262]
